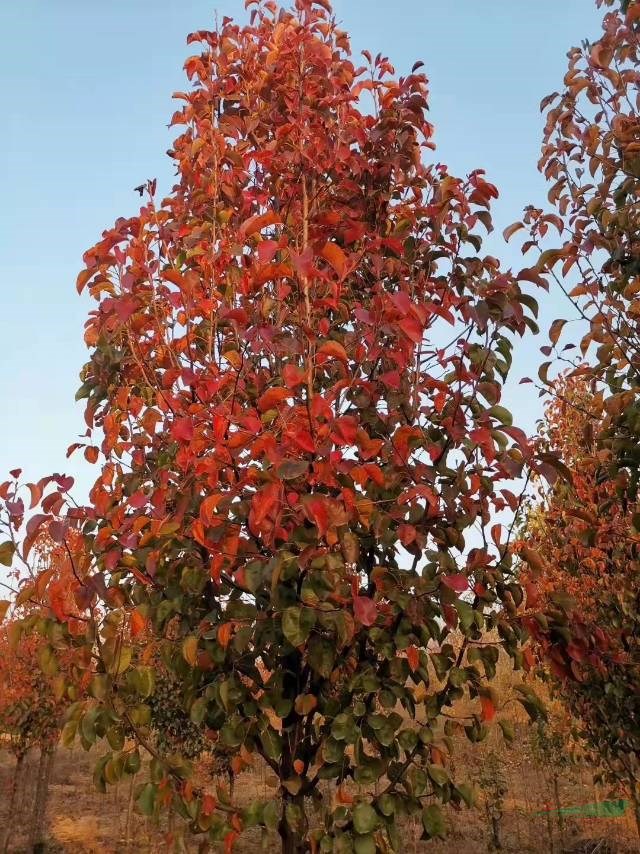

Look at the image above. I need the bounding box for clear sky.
[0,0,603,501]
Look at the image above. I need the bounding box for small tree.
[476,751,507,853]
[3,1,545,851]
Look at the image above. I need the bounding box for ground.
[1,726,638,853]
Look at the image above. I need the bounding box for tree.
[519,375,640,837]
[3,1,545,851]
[508,1,640,835]
[508,0,640,479]
[0,514,91,853]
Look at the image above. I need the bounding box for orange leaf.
[520,546,545,577]
[406,645,419,673]
[200,494,223,527]
[84,446,99,464]
[336,785,354,805]
[240,211,281,238]
[27,482,44,510]
[130,609,147,638]
[317,341,348,364]
[218,622,234,649]
[503,221,524,242]
[76,268,93,294]
[224,831,239,854]
[202,793,217,817]
[321,242,347,277]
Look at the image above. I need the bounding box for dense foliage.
[520,377,640,832]
[0,1,549,851]
[9,0,640,851]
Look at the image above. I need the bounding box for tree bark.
[552,772,565,851]
[28,745,55,853]
[544,798,555,854]
[629,779,640,841]
[1,751,26,854]
[124,773,137,849]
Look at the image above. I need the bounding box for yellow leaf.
[222,350,242,370]
[182,635,199,666]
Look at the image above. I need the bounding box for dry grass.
[1,735,638,853]
[1,653,637,852]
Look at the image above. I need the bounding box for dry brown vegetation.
[1,722,638,853]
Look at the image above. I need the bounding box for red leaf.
[330,415,358,446]
[258,240,279,264]
[171,417,194,442]
[353,595,377,626]
[289,428,316,454]
[302,495,329,536]
[406,645,419,673]
[283,364,306,389]
[257,387,290,412]
[441,574,469,593]
[480,695,496,723]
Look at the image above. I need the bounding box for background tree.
[0,509,92,853]
[519,375,640,837]
[507,0,640,835]
[3,1,546,851]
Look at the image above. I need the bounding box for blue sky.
[0,0,603,501]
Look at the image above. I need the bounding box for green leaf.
[106,645,132,677]
[427,764,450,787]
[125,750,141,775]
[307,635,335,678]
[61,719,77,748]
[354,835,376,854]
[352,802,378,834]
[0,541,15,567]
[182,635,198,666]
[422,804,446,838]
[282,606,316,647]
[488,405,513,427]
[137,782,157,816]
[285,802,303,831]
[89,673,109,700]
[263,799,280,831]
[376,794,396,817]
[499,719,514,743]
[456,783,476,808]
[190,697,207,725]
[134,666,155,698]
[260,728,283,761]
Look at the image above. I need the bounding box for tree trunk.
[485,803,502,852]
[552,773,565,851]
[124,773,137,849]
[279,792,307,854]
[28,745,55,853]
[490,813,502,851]
[544,799,555,854]
[1,751,26,854]
[629,779,640,841]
